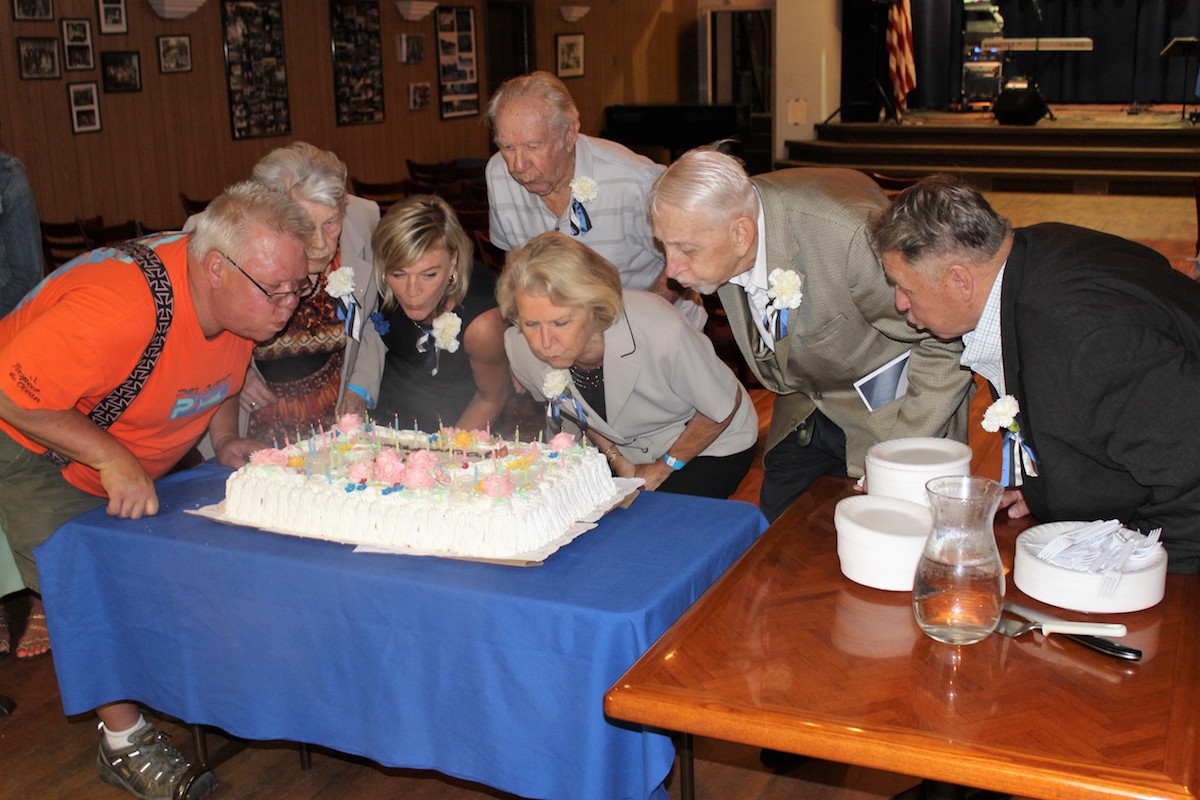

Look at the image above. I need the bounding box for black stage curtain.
[908,0,1200,108]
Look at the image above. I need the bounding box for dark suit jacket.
[1001,223,1200,573]
[717,167,973,476]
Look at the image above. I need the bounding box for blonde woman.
[497,232,757,498]
[344,195,509,432]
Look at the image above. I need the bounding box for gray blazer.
[716,168,972,477]
[337,194,382,405]
[505,291,758,463]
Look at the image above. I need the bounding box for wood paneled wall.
[1,0,698,231]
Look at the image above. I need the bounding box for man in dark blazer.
[870,175,1200,574]
[650,150,973,521]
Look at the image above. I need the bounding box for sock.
[102,715,147,751]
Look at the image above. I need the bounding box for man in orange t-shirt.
[0,180,312,800]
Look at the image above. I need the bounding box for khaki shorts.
[0,429,105,592]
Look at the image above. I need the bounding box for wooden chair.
[350,177,408,213]
[869,171,924,198]
[40,219,92,273]
[471,229,505,274]
[76,215,144,248]
[405,158,485,186]
[179,192,210,218]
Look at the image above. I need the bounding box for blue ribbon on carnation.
[568,198,592,236]
[546,392,588,433]
[1000,429,1040,487]
[335,297,358,336]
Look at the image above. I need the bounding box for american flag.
[886,0,917,116]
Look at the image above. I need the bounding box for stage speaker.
[993,88,1047,126]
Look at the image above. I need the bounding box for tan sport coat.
[716,168,972,477]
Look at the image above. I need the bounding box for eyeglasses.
[222,252,315,303]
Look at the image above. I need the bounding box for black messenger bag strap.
[42,240,174,469]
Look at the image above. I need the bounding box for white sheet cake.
[222,415,618,559]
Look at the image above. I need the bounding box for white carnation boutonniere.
[567,177,597,236]
[431,311,462,353]
[981,395,1021,433]
[542,368,588,433]
[982,394,1039,484]
[542,369,571,399]
[324,266,356,300]
[569,176,598,204]
[767,268,804,312]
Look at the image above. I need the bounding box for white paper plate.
[865,437,972,506]
[1014,520,1168,613]
[835,494,932,591]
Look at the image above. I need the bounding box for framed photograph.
[68,81,101,133]
[96,0,126,34]
[399,33,424,63]
[555,33,584,79]
[13,0,53,20]
[12,0,53,21]
[221,0,291,141]
[408,81,430,111]
[61,18,94,70]
[434,6,479,120]
[330,0,384,126]
[17,37,60,80]
[158,34,191,73]
[101,50,140,92]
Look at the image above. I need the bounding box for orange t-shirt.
[0,234,254,496]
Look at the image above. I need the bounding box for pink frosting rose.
[337,413,363,436]
[249,449,290,467]
[548,432,576,453]
[372,450,407,484]
[479,474,515,499]
[347,461,373,483]
[406,449,439,471]
[401,464,437,490]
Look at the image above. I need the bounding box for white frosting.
[223,424,617,558]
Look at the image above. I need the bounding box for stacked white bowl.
[833,438,974,591]
[834,495,933,591]
[864,437,973,506]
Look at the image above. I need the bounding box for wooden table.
[605,477,1200,800]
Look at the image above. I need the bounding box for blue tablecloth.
[36,463,766,800]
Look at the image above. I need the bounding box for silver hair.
[251,141,349,214]
[486,71,579,144]
[187,180,314,263]
[867,174,1011,271]
[649,144,757,220]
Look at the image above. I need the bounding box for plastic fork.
[1099,536,1138,596]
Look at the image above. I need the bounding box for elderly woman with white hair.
[497,231,757,499]
[235,142,381,445]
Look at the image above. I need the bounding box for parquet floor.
[0,191,1194,799]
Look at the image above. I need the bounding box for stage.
[784,104,1200,196]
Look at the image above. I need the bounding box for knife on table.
[1004,601,1142,662]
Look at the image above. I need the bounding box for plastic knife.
[1003,601,1142,661]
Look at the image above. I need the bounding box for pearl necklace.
[569,363,604,390]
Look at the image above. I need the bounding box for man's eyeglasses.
[222,252,315,303]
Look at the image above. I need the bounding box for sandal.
[0,609,9,656]
[16,611,50,661]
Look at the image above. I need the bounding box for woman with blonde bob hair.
[345,194,509,432]
[499,232,758,498]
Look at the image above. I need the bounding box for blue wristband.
[662,454,686,471]
[346,384,374,409]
